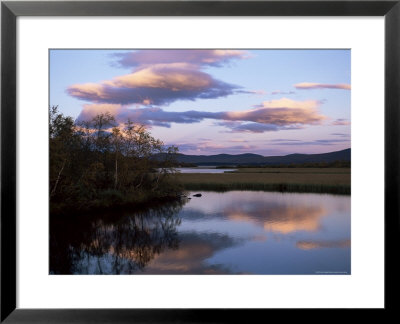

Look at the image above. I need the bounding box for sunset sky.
[50,49,350,156]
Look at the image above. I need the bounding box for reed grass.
[175,169,351,195]
[227,167,351,174]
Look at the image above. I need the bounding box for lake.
[175,167,237,173]
[50,191,350,274]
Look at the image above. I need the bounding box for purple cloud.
[270,139,302,142]
[294,82,351,90]
[173,140,257,154]
[270,139,349,146]
[76,98,327,133]
[216,121,281,133]
[332,118,351,126]
[330,133,350,137]
[271,90,296,95]
[112,49,249,68]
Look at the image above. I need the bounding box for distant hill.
[155,148,351,166]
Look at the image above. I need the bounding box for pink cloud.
[294,82,351,90]
[67,64,239,106]
[78,103,123,121]
[256,97,321,109]
[238,98,327,126]
[175,141,257,154]
[108,64,214,91]
[67,50,258,107]
[113,49,249,68]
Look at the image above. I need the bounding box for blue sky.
[50,49,350,156]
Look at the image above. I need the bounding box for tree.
[111,126,123,189]
[49,106,78,196]
[49,106,182,212]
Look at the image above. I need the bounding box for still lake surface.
[176,167,236,173]
[50,191,350,275]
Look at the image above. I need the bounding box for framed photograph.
[1,0,399,321]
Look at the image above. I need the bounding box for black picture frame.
[1,0,399,322]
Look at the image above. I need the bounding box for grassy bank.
[227,167,350,174]
[175,168,350,195]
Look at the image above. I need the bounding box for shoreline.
[50,194,184,217]
[180,182,350,195]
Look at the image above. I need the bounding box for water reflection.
[50,191,350,274]
[142,232,239,274]
[176,167,237,174]
[296,239,351,250]
[50,202,183,274]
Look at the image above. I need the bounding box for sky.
[50,49,350,156]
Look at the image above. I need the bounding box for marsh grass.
[175,168,351,195]
[227,167,351,174]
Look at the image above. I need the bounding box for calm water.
[50,191,350,274]
[176,167,237,173]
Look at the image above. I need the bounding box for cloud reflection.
[185,192,328,234]
[143,232,239,274]
[296,239,351,250]
[227,204,326,234]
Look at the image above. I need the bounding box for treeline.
[216,160,351,169]
[50,106,182,213]
[175,162,198,167]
